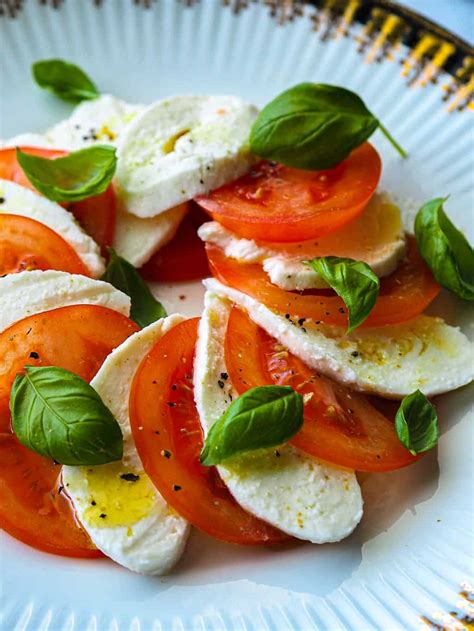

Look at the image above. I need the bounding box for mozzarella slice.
[0,270,130,333]
[193,291,363,543]
[205,278,474,399]
[115,95,258,218]
[198,193,407,290]
[2,95,185,267]
[2,95,146,151]
[113,203,187,268]
[62,316,190,575]
[0,179,105,277]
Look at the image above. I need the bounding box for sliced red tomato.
[0,304,139,557]
[130,318,289,545]
[0,146,116,250]
[195,143,381,242]
[207,236,439,327]
[225,307,420,472]
[140,203,210,282]
[0,213,91,276]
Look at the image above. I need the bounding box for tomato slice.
[195,143,381,242]
[0,147,116,250]
[225,307,420,472]
[0,213,91,276]
[207,236,439,327]
[130,318,289,544]
[0,305,139,557]
[140,203,210,282]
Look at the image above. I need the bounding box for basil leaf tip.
[32,59,99,102]
[10,366,123,466]
[306,256,380,332]
[200,385,304,466]
[102,248,167,328]
[16,145,117,203]
[395,390,439,456]
[249,82,407,170]
[415,197,474,301]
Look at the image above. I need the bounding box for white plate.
[1,1,473,629]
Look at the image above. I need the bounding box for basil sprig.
[102,249,167,328]
[250,83,407,170]
[200,386,303,466]
[415,198,474,301]
[16,146,117,203]
[395,390,439,456]
[306,256,380,332]
[11,366,123,466]
[32,59,99,102]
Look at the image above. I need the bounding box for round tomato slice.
[207,236,439,327]
[0,304,139,557]
[129,318,289,545]
[0,147,116,250]
[195,143,381,242]
[225,307,420,472]
[0,213,90,276]
[140,203,210,282]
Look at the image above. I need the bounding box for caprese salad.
[1,59,473,575]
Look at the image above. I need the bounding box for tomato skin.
[0,213,91,276]
[130,318,289,545]
[140,203,210,282]
[225,307,420,472]
[0,305,139,557]
[0,147,116,250]
[195,143,381,242]
[207,236,439,327]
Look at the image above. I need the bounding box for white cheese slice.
[62,315,190,575]
[115,95,258,218]
[198,193,407,290]
[0,270,130,333]
[204,278,474,399]
[0,179,105,277]
[2,95,146,151]
[193,291,363,543]
[2,95,185,267]
[113,203,187,268]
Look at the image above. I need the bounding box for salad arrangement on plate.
[1,59,472,575]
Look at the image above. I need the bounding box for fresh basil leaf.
[306,256,380,332]
[250,83,407,170]
[200,385,303,466]
[102,249,167,328]
[32,59,99,102]
[10,366,123,466]
[16,146,117,203]
[395,390,439,456]
[415,198,474,301]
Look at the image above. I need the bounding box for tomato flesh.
[0,305,139,557]
[130,318,289,544]
[140,203,210,282]
[0,213,90,276]
[0,147,116,250]
[225,307,420,472]
[207,236,439,327]
[195,143,381,242]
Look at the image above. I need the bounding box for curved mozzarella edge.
[0,179,105,277]
[193,290,363,543]
[0,270,130,333]
[204,278,474,399]
[113,203,187,268]
[198,192,407,291]
[62,315,190,575]
[115,95,258,218]
[2,95,145,151]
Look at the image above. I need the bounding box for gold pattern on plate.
[420,582,474,631]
